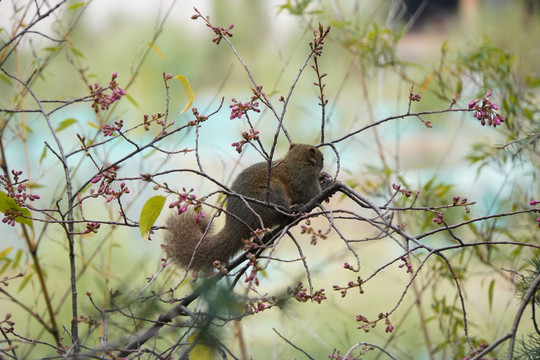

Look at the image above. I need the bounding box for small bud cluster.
[241,228,270,251]
[212,260,228,274]
[90,166,130,203]
[2,209,21,226]
[191,8,234,45]
[333,276,363,297]
[140,173,153,182]
[1,313,14,334]
[188,108,208,126]
[409,85,422,102]
[229,91,262,121]
[168,188,206,222]
[310,23,330,57]
[102,119,123,137]
[329,345,375,360]
[84,222,101,234]
[0,170,41,207]
[530,200,540,227]
[1,272,23,286]
[392,183,412,197]
[143,113,165,131]
[452,195,472,213]
[89,72,125,113]
[433,212,445,224]
[356,312,394,334]
[300,220,328,245]
[398,256,413,273]
[245,292,285,315]
[407,85,432,127]
[468,91,504,128]
[291,281,327,304]
[246,298,273,314]
[231,127,260,153]
[243,252,263,286]
[0,170,40,226]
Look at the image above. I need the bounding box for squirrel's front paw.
[319,171,334,190]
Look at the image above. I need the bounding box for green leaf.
[0,246,13,259]
[139,195,166,239]
[55,118,77,132]
[87,121,100,129]
[70,46,85,58]
[12,249,22,268]
[25,182,43,189]
[277,0,313,15]
[0,73,12,85]
[22,123,33,134]
[68,2,86,10]
[525,75,540,88]
[43,46,60,53]
[0,261,10,275]
[18,272,33,292]
[0,191,33,229]
[124,93,139,108]
[488,279,495,312]
[40,145,48,164]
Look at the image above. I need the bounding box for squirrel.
[164,143,324,271]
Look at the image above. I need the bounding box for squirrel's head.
[286,143,324,171]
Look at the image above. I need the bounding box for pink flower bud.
[468,99,479,109]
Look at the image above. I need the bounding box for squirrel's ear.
[289,143,297,150]
[308,147,318,164]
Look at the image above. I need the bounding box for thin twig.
[273,328,316,360]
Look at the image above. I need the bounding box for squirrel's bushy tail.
[164,212,214,270]
[164,211,241,271]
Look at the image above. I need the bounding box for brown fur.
[164,144,324,271]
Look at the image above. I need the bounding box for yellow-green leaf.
[488,279,495,312]
[188,333,215,360]
[0,260,9,274]
[39,145,48,164]
[68,2,86,10]
[43,46,60,53]
[175,74,194,113]
[147,41,167,61]
[0,191,33,229]
[0,246,13,259]
[0,73,12,85]
[70,46,85,58]
[139,195,166,239]
[18,272,33,292]
[87,121,100,129]
[55,118,77,132]
[12,249,22,269]
[125,93,139,108]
